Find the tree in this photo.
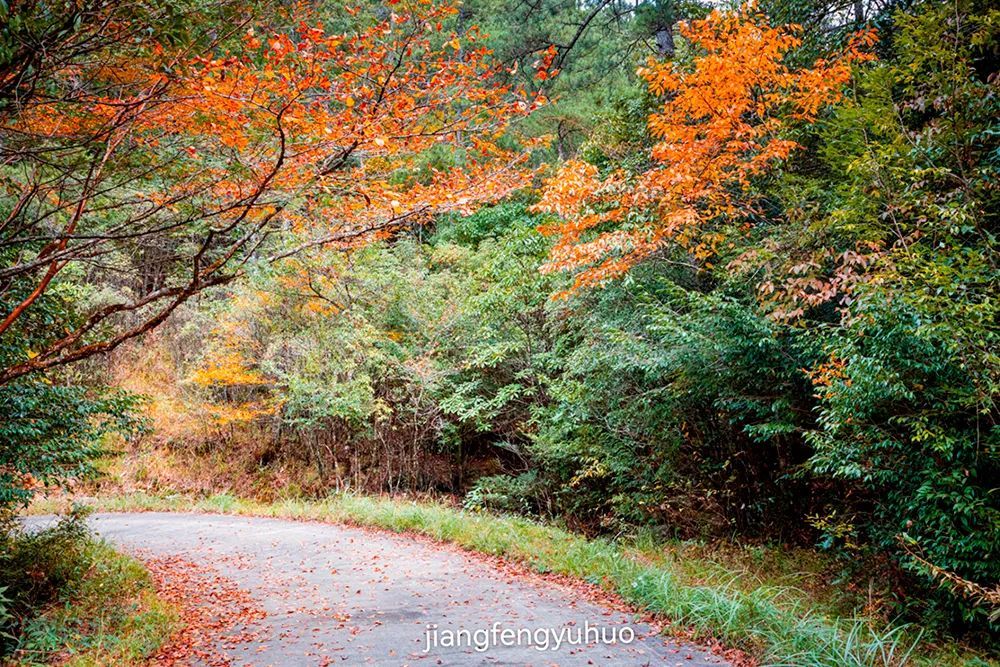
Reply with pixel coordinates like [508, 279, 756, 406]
[531, 0, 999, 632]
[533, 5, 873, 293]
[0, 0, 545, 384]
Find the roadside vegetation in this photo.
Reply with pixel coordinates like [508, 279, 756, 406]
[0, 510, 175, 665]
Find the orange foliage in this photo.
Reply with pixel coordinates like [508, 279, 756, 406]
[747, 240, 884, 321]
[12, 0, 547, 260]
[533, 4, 875, 295]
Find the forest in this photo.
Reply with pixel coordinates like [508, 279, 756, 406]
[1, 0, 998, 664]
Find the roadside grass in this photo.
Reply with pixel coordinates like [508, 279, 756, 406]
[30, 491, 996, 667]
[2, 516, 175, 666]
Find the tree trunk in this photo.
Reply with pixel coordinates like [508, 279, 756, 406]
[655, 24, 674, 57]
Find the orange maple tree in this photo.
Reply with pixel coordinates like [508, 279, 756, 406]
[532, 4, 874, 294]
[1, 0, 548, 382]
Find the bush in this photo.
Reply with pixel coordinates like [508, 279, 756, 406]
[0, 382, 143, 513]
[0, 508, 94, 653]
[0, 587, 11, 646]
[0, 507, 173, 662]
[464, 472, 542, 514]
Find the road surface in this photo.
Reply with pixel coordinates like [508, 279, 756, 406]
[29, 512, 730, 666]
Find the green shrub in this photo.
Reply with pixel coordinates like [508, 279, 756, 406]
[0, 508, 173, 663]
[0, 508, 94, 652]
[464, 472, 542, 514]
[0, 382, 143, 513]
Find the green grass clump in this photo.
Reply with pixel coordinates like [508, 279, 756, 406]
[30, 492, 996, 667]
[1, 509, 175, 666]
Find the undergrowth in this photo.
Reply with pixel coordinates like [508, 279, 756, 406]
[1, 509, 175, 666]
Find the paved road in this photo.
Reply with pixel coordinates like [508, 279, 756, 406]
[29, 512, 729, 666]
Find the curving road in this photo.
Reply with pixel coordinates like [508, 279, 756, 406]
[29, 512, 730, 666]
